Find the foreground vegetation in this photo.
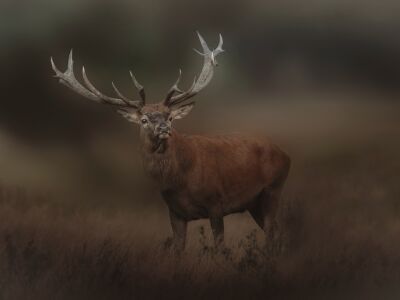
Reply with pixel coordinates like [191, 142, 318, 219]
[0, 142, 399, 299]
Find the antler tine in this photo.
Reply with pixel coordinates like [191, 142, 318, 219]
[129, 71, 146, 104]
[195, 31, 211, 55]
[81, 66, 130, 106]
[51, 50, 99, 101]
[215, 34, 224, 56]
[208, 34, 224, 67]
[164, 69, 184, 105]
[166, 32, 224, 107]
[50, 50, 143, 109]
[66, 49, 74, 75]
[111, 82, 141, 109]
[169, 76, 197, 106]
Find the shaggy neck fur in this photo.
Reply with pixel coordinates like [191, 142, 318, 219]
[140, 129, 179, 186]
[140, 128, 195, 190]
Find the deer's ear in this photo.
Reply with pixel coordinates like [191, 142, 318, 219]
[117, 109, 141, 124]
[170, 103, 195, 120]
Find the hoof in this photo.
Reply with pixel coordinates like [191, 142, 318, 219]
[163, 237, 184, 255]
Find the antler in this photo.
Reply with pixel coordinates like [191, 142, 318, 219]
[50, 50, 145, 109]
[164, 32, 224, 107]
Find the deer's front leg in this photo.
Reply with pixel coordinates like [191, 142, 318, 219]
[168, 210, 187, 253]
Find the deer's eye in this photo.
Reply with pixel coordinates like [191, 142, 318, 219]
[141, 119, 148, 124]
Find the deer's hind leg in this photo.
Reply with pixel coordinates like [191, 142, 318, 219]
[248, 187, 282, 243]
[210, 216, 225, 248]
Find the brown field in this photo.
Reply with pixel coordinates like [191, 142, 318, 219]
[0, 98, 399, 299]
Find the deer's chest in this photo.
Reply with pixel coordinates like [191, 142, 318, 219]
[145, 157, 172, 181]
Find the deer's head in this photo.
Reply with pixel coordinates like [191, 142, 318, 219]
[51, 32, 224, 140]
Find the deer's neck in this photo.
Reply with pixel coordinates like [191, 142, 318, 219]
[141, 131, 170, 154]
[140, 130, 192, 187]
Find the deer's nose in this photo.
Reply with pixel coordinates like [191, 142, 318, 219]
[157, 123, 169, 132]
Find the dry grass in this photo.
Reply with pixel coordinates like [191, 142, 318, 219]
[0, 141, 399, 300]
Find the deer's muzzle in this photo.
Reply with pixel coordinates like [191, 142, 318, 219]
[156, 123, 171, 139]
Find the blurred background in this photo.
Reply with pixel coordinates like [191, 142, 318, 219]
[1, 0, 399, 212]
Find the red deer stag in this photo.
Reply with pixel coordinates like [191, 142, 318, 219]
[50, 32, 290, 251]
